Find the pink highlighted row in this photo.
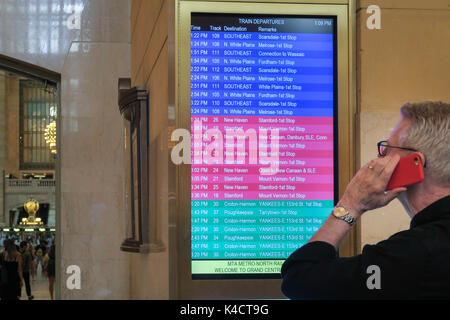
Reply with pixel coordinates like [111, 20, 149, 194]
[191, 116, 333, 125]
[191, 182, 333, 192]
[191, 174, 333, 184]
[191, 191, 334, 200]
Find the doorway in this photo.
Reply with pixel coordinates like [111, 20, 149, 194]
[0, 55, 60, 300]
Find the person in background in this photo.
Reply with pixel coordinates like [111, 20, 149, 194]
[19, 241, 34, 300]
[0, 240, 5, 298]
[35, 240, 47, 276]
[0, 239, 24, 300]
[29, 242, 36, 281]
[44, 244, 56, 300]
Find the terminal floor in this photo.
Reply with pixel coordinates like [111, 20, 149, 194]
[20, 266, 51, 300]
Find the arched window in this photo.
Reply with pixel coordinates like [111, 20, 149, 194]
[19, 79, 57, 170]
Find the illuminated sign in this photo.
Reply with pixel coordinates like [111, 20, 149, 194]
[190, 13, 337, 279]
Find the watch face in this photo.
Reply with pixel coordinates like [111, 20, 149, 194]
[333, 207, 347, 218]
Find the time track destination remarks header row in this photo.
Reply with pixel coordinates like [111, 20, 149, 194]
[191, 14, 334, 34]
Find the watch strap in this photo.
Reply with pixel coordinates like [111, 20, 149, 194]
[340, 212, 356, 226]
[332, 207, 356, 226]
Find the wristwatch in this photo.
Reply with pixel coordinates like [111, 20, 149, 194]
[331, 206, 357, 226]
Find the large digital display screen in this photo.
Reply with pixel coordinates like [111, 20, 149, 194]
[190, 13, 337, 279]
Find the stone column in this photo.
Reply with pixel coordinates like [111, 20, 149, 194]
[0, 71, 5, 225]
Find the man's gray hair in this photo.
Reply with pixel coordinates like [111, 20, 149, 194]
[400, 101, 450, 187]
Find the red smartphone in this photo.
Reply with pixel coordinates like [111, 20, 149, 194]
[386, 153, 424, 190]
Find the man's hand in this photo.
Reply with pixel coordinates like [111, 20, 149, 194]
[339, 154, 407, 218]
[307, 154, 407, 249]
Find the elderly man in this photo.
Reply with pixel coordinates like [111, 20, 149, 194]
[281, 101, 450, 299]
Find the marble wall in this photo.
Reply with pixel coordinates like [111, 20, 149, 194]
[357, 0, 450, 248]
[60, 41, 130, 299]
[0, 0, 131, 299]
[130, 0, 171, 300]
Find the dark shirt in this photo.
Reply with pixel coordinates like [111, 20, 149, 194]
[0, 252, 21, 300]
[20, 249, 31, 273]
[281, 195, 450, 299]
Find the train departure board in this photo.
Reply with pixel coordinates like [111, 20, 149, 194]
[190, 13, 337, 279]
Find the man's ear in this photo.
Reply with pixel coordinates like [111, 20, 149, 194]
[415, 152, 426, 168]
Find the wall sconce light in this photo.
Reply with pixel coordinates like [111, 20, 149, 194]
[44, 121, 57, 154]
